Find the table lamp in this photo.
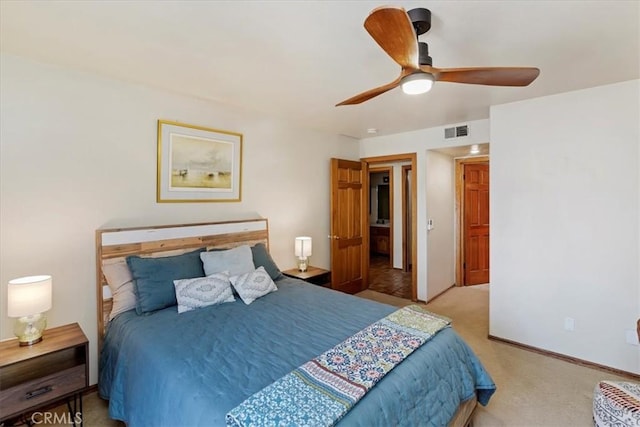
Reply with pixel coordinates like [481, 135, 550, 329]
[294, 237, 312, 272]
[7, 275, 52, 346]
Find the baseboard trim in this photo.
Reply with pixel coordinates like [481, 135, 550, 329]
[85, 384, 99, 395]
[488, 334, 640, 381]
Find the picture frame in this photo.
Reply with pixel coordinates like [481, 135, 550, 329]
[157, 120, 242, 202]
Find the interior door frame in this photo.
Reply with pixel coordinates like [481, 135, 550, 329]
[361, 153, 417, 301]
[401, 165, 412, 272]
[455, 155, 490, 286]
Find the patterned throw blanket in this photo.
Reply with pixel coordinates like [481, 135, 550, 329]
[226, 305, 451, 427]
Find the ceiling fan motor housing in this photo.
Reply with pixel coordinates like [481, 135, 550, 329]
[418, 42, 433, 66]
[407, 8, 431, 35]
[408, 8, 433, 66]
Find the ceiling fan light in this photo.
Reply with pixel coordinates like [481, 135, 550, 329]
[401, 73, 434, 95]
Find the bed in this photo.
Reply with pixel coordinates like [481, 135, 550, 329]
[96, 219, 495, 426]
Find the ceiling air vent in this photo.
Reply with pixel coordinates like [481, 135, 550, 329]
[444, 125, 469, 139]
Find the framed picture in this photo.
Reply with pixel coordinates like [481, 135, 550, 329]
[157, 120, 242, 202]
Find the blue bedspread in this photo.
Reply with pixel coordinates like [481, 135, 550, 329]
[99, 278, 495, 426]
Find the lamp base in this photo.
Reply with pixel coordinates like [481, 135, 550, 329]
[297, 257, 309, 272]
[14, 313, 46, 347]
[19, 336, 43, 346]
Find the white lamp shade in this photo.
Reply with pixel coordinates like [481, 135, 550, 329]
[7, 275, 52, 317]
[294, 237, 312, 257]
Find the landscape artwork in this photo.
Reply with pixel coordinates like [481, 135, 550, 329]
[169, 134, 233, 191]
[157, 120, 242, 202]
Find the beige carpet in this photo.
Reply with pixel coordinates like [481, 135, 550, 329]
[54, 285, 628, 426]
[359, 285, 630, 426]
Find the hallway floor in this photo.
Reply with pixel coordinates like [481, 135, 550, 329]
[367, 254, 412, 299]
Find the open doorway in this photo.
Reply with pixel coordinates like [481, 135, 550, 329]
[426, 144, 489, 300]
[362, 154, 416, 301]
[369, 168, 392, 267]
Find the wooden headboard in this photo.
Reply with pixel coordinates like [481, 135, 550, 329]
[95, 218, 269, 350]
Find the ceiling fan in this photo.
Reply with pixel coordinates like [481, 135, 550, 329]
[336, 6, 540, 106]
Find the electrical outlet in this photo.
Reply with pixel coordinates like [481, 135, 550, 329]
[625, 330, 639, 346]
[564, 317, 575, 331]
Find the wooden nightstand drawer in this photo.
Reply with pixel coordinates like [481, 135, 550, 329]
[0, 364, 86, 419]
[0, 323, 89, 424]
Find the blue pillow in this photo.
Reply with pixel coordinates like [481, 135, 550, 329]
[200, 245, 255, 277]
[251, 243, 283, 280]
[126, 249, 205, 314]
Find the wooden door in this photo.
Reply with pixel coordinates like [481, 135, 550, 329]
[330, 158, 368, 294]
[464, 162, 490, 285]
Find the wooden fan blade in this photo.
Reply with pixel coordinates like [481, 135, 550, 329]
[336, 74, 405, 106]
[364, 6, 418, 69]
[421, 65, 540, 86]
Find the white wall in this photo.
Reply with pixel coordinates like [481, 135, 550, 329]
[391, 164, 407, 269]
[425, 151, 455, 299]
[0, 54, 359, 384]
[490, 79, 640, 374]
[360, 120, 490, 300]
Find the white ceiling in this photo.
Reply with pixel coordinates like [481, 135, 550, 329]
[1, 1, 638, 139]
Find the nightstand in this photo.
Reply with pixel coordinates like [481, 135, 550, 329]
[282, 266, 331, 287]
[0, 323, 89, 426]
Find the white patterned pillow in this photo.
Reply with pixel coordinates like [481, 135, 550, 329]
[173, 272, 235, 314]
[229, 266, 278, 305]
